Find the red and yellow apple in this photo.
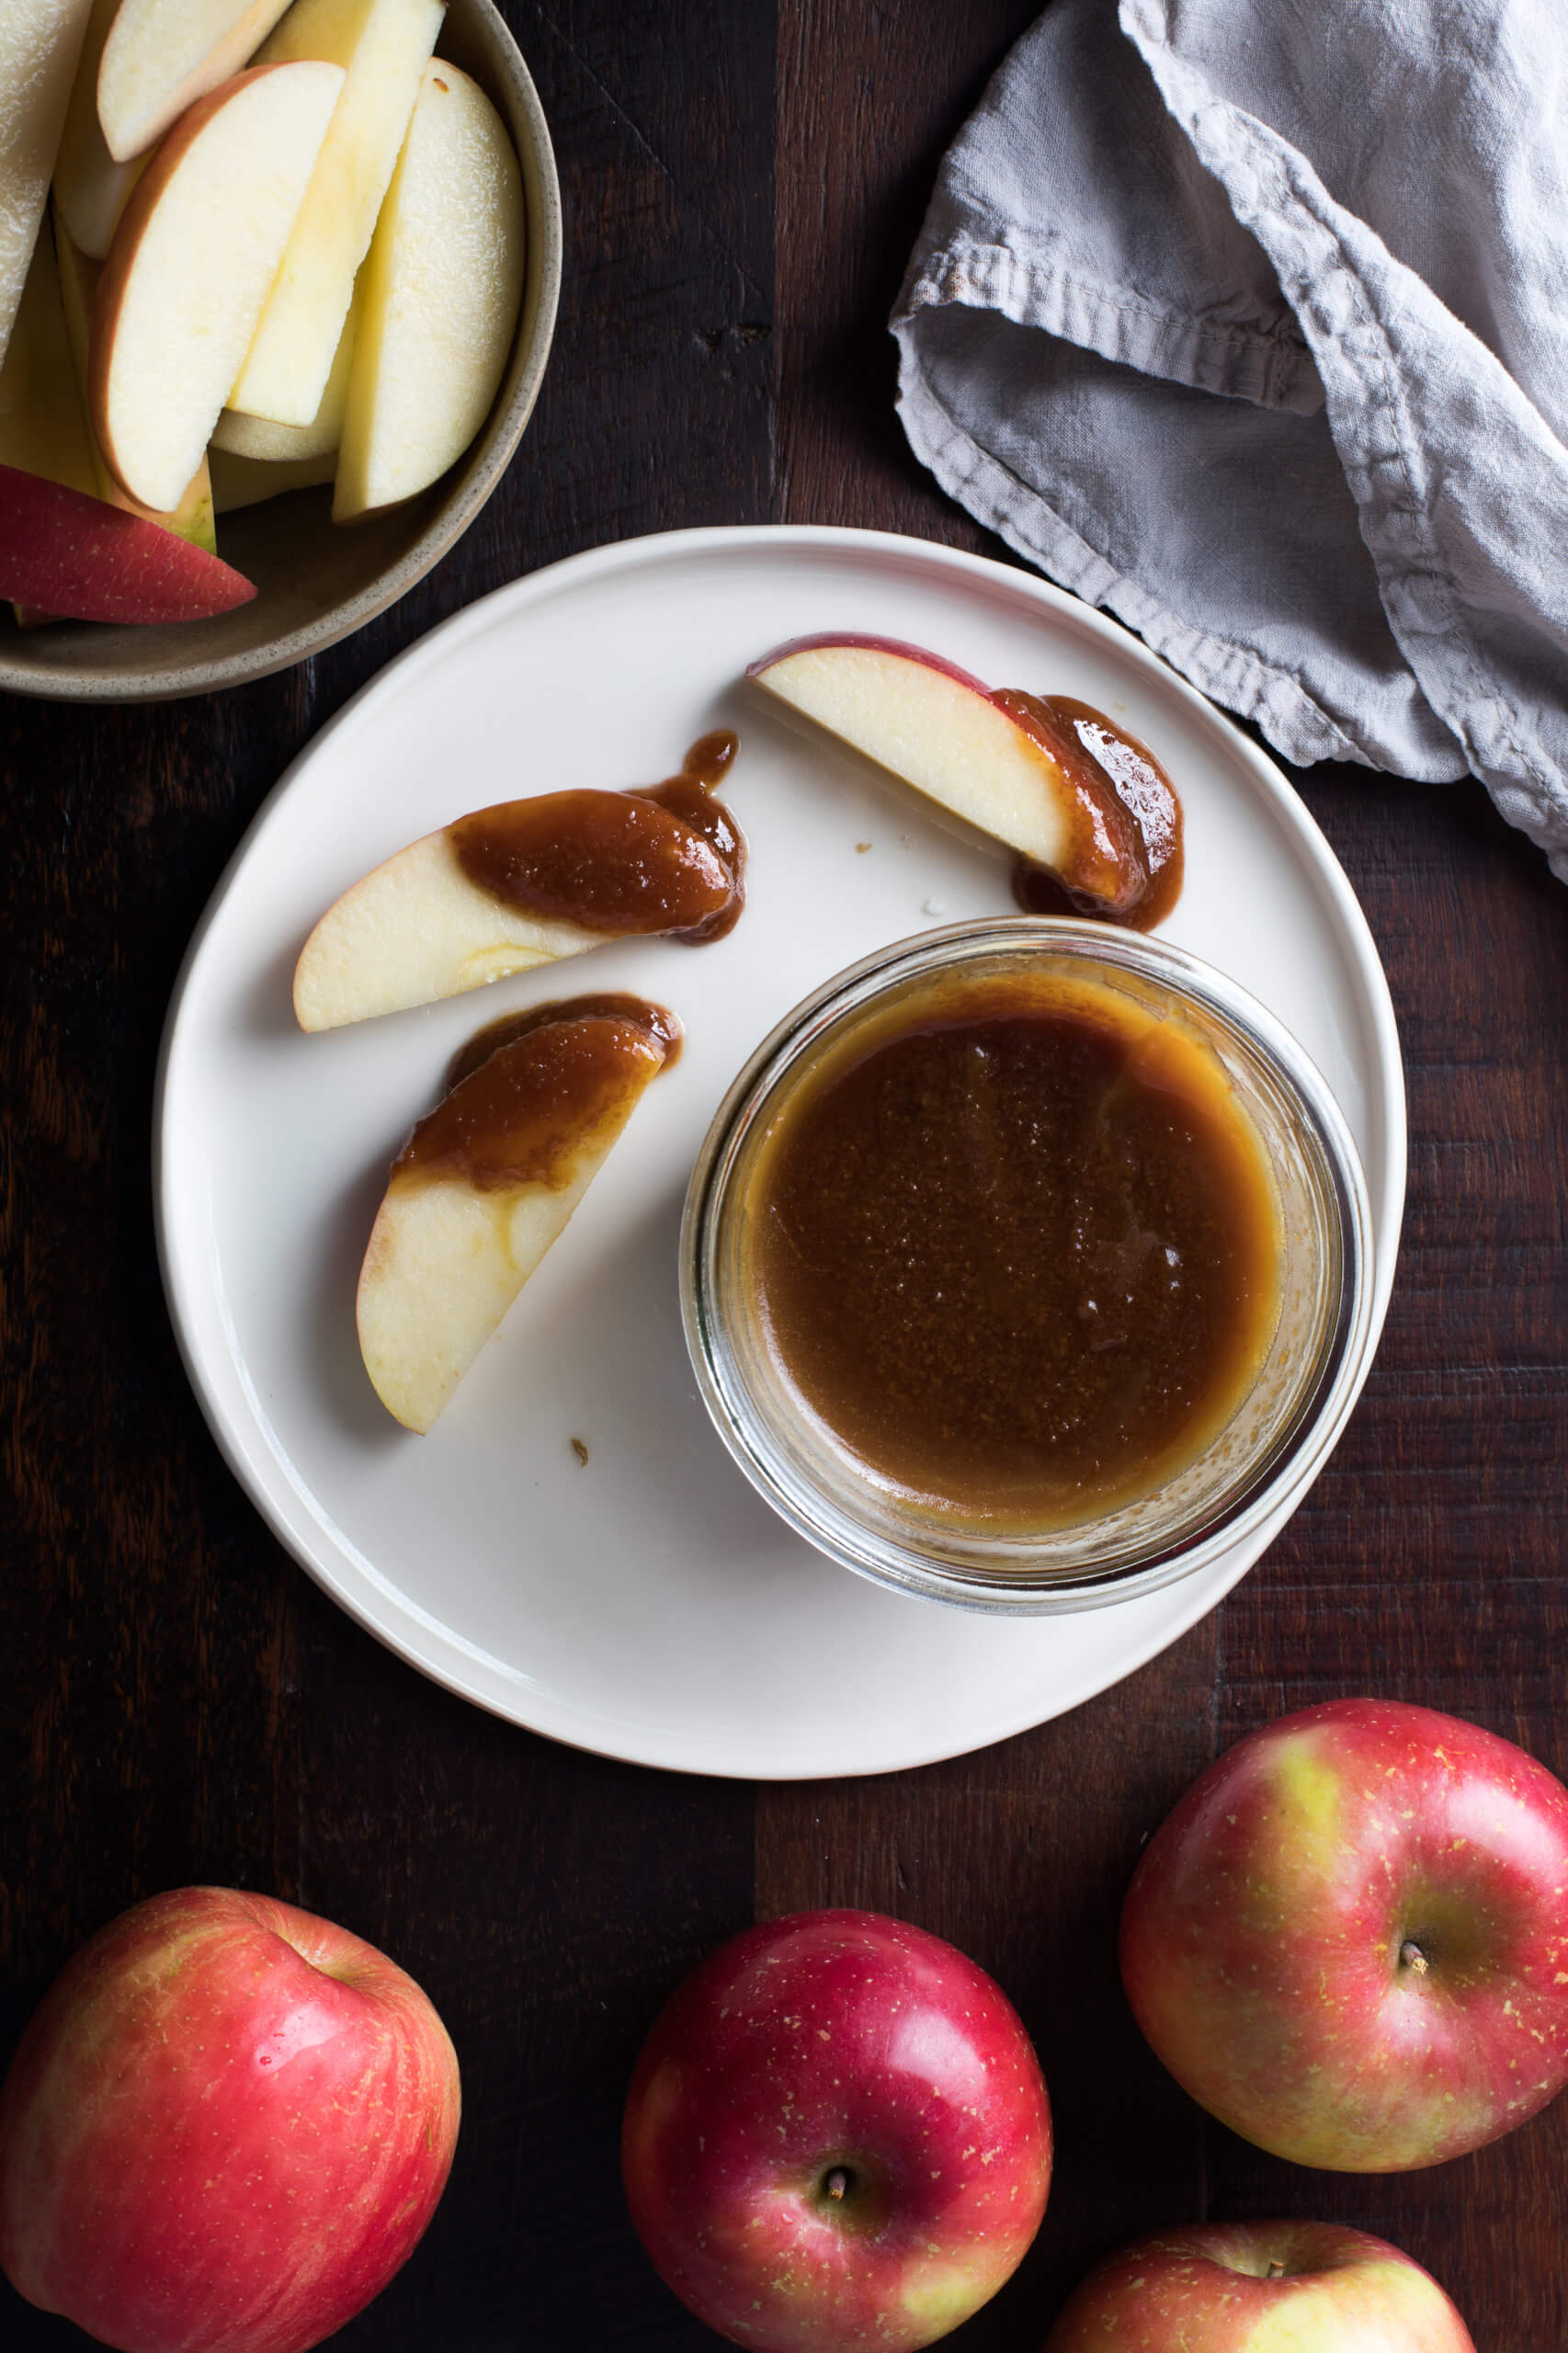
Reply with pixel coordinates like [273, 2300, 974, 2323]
[1120, 1698, 1568, 2170]
[622, 1907, 1051, 2353]
[0, 1885, 460, 2353]
[1043, 2221, 1475, 2351]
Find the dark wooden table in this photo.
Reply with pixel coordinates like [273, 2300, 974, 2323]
[4, 5, 1565, 2347]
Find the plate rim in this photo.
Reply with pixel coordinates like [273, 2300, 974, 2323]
[154, 522, 1407, 1779]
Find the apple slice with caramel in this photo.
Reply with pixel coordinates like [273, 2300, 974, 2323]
[747, 633, 1178, 922]
[358, 997, 680, 1433]
[294, 733, 745, 1032]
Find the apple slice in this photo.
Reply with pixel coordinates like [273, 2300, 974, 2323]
[56, 217, 216, 550]
[358, 1002, 678, 1431]
[53, 0, 148, 260]
[228, 0, 446, 428]
[91, 60, 345, 515]
[294, 789, 738, 1032]
[96, 0, 296, 163]
[294, 828, 615, 1033]
[0, 463, 255, 621]
[748, 633, 1152, 911]
[0, 0, 97, 366]
[334, 58, 523, 519]
[212, 274, 359, 460]
[209, 444, 335, 510]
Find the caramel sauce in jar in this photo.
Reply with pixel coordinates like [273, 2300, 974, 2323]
[449, 731, 744, 943]
[394, 996, 681, 1197]
[741, 966, 1279, 1529]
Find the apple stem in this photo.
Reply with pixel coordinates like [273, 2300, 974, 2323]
[824, 2168, 849, 2201]
[1267, 2260, 1286, 2279]
[1400, 1939, 1430, 1975]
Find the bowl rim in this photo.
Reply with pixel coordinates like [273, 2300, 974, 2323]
[0, 0, 562, 704]
[681, 915, 1377, 1616]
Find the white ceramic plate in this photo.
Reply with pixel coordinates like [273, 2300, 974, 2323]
[157, 527, 1405, 1779]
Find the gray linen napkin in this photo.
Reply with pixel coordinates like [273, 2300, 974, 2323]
[892, 0, 1568, 881]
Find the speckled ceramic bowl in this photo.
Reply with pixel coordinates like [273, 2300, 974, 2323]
[0, 0, 561, 703]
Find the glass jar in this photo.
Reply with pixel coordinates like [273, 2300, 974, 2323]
[681, 918, 1373, 1614]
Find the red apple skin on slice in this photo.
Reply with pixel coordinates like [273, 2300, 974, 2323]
[90, 60, 345, 515]
[0, 462, 254, 620]
[358, 1006, 678, 1433]
[748, 632, 1145, 910]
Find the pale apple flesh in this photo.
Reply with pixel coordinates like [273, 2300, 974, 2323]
[209, 443, 336, 510]
[0, 463, 255, 621]
[1044, 2222, 1475, 2352]
[91, 60, 345, 516]
[622, 1909, 1052, 2353]
[358, 1007, 673, 1431]
[231, 0, 446, 429]
[51, 0, 147, 261]
[55, 216, 216, 549]
[0, 1886, 460, 2353]
[96, 0, 296, 163]
[0, 0, 97, 365]
[1120, 1698, 1568, 2170]
[213, 275, 361, 460]
[334, 59, 524, 519]
[293, 826, 619, 1032]
[747, 632, 1150, 911]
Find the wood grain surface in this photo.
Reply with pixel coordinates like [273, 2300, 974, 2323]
[3, 3, 1564, 2348]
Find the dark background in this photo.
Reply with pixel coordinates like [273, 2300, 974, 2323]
[4, 3, 1565, 2347]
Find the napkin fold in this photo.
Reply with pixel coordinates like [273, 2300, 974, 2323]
[892, 0, 1568, 881]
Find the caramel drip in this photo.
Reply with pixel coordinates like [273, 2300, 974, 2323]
[1001, 695, 1183, 929]
[449, 732, 744, 942]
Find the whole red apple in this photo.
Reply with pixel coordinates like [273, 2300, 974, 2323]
[621, 1907, 1051, 2353]
[0, 1886, 460, 2353]
[1121, 1698, 1568, 2169]
[1043, 2220, 1475, 2350]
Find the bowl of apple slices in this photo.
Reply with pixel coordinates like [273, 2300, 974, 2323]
[0, 0, 562, 700]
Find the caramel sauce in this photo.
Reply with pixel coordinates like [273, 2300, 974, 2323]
[393, 996, 680, 1196]
[449, 731, 744, 943]
[1003, 696, 1183, 928]
[744, 970, 1278, 1528]
[445, 994, 683, 1092]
